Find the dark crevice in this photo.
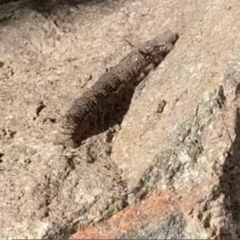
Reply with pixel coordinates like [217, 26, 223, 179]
[213, 93, 240, 239]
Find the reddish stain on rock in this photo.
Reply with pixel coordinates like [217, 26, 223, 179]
[70, 185, 212, 239]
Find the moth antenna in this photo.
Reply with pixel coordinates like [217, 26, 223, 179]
[124, 39, 135, 48]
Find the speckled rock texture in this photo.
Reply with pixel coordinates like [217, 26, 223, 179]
[1, 0, 240, 239]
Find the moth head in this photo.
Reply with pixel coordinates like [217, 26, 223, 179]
[139, 42, 173, 65]
[139, 30, 178, 56]
[162, 30, 179, 44]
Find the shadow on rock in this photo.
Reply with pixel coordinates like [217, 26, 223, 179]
[0, 0, 121, 23]
[30, 0, 109, 12]
[214, 93, 240, 238]
[71, 83, 137, 146]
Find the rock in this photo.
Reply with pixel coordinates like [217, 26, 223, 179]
[1, 0, 240, 239]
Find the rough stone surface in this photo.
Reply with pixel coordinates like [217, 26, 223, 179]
[1, 0, 240, 239]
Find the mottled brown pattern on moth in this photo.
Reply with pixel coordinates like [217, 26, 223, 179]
[58, 30, 179, 146]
